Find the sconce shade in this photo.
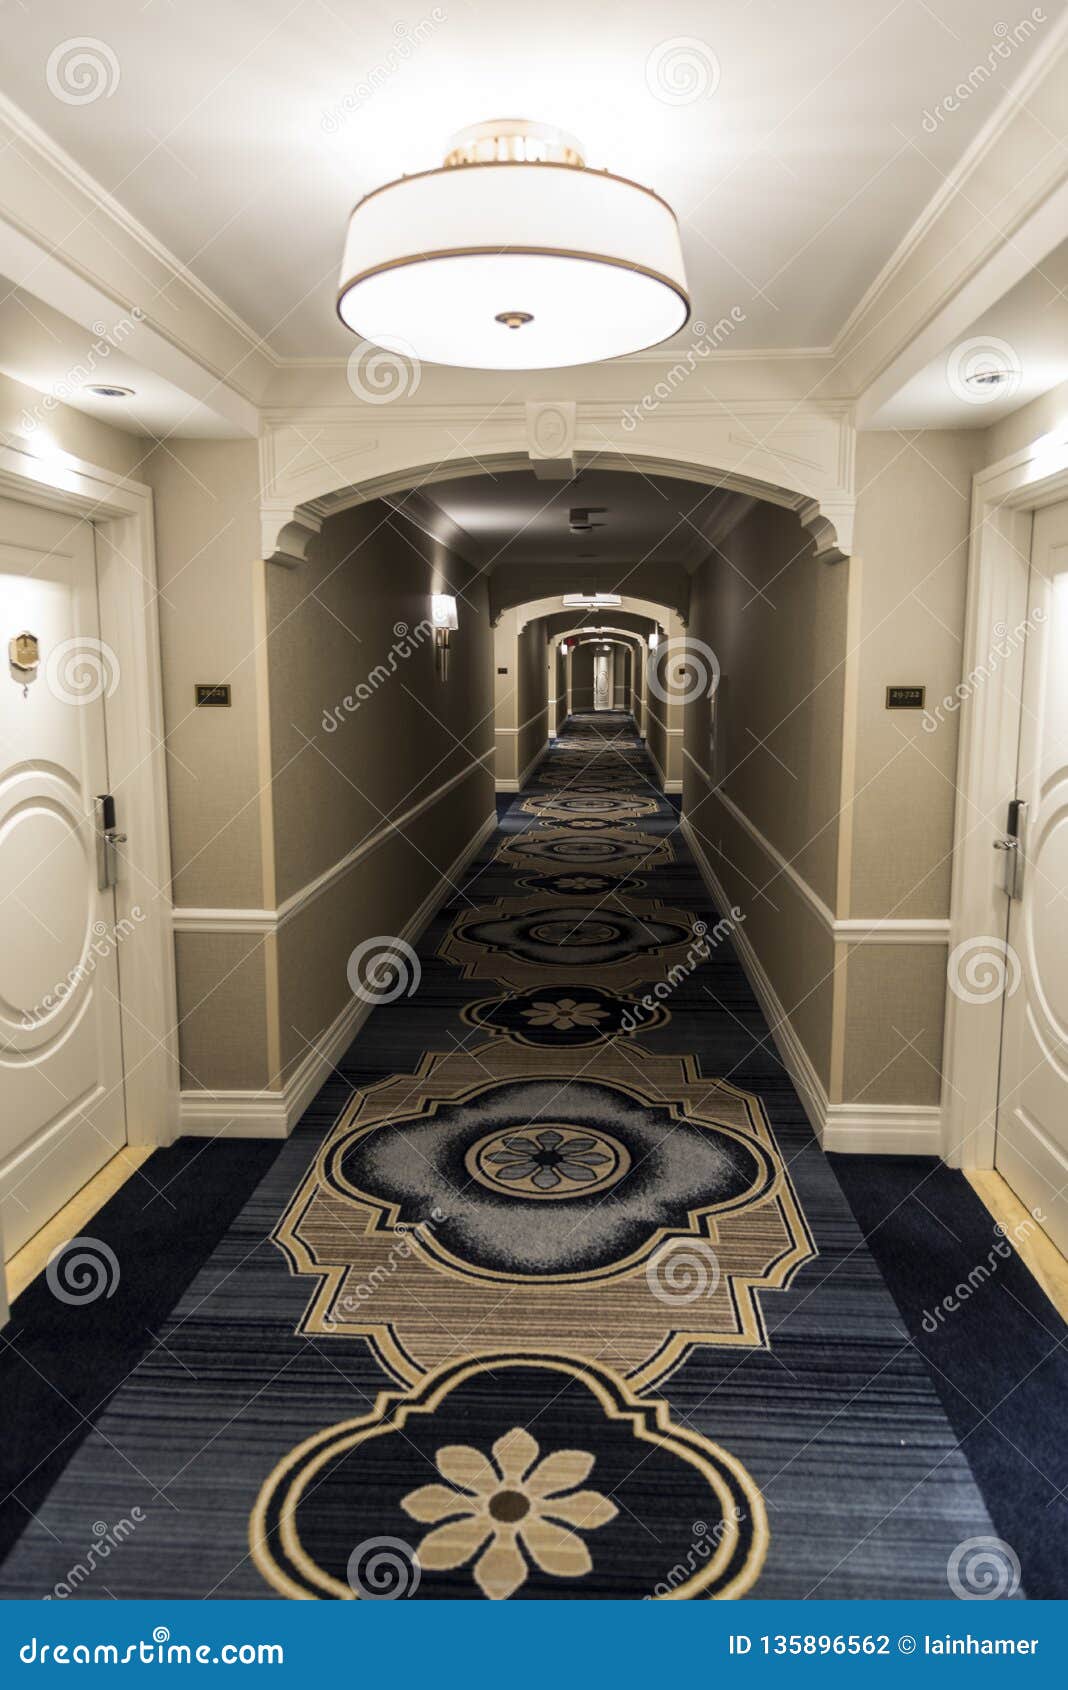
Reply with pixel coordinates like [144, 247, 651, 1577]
[431, 594, 459, 631]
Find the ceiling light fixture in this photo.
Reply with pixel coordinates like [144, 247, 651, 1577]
[86, 385, 135, 398]
[338, 118, 689, 370]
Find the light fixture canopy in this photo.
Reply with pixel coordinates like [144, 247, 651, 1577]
[338, 119, 689, 370]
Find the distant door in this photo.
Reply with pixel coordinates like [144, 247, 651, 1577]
[594, 653, 611, 710]
[0, 496, 127, 1258]
[995, 495, 1068, 1255]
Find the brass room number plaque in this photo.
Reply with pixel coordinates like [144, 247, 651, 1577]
[885, 685, 926, 710]
[195, 683, 232, 707]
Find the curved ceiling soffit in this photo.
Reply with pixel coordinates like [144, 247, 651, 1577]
[547, 628, 654, 649]
[514, 595, 677, 633]
[262, 422, 855, 573]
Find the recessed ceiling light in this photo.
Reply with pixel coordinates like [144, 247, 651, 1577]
[86, 384, 135, 399]
[337, 118, 689, 369]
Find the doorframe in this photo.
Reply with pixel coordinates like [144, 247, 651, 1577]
[942, 428, 1068, 1168]
[0, 432, 179, 1160]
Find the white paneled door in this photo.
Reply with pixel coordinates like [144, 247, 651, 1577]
[594, 652, 611, 710]
[996, 496, 1068, 1255]
[0, 496, 127, 1259]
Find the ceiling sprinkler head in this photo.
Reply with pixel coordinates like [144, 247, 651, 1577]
[965, 367, 1011, 388]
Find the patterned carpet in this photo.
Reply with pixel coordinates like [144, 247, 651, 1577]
[0, 712, 1005, 1600]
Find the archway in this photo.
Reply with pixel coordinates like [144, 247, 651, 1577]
[262, 428, 855, 580]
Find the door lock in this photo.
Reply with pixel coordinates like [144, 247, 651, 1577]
[95, 793, 128, 891]
[994, 798, 1026, 900]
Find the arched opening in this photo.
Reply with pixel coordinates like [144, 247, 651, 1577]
[182, 441, 855, 1150]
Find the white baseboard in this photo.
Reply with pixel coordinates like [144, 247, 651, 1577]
[821, 1105, 943, 1155]
[179, 810, 499, 1139]
[680, 816, 943, 1156]
[647, 742, 682, 793]
[496, 739, 551, 792]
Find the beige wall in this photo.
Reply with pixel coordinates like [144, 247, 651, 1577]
[0, 371, 146, 481]
[681, 435, 980, 1112]
[133, 456, 495, 1095]
[516, 615, 548, 781]
[683, 503, 846, 1095]
[848, 432, 983, 918]
[981, 373, 1068, 466]
[570, 643, 595, 711]
[141, 439, 267, 910]
[644, 615, 686, 789]
[835, 432, 982, 1106]
[266, 503, 495, 1085]
[493, 609, 548, 786]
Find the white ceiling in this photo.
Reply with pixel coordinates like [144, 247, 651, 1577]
[0, 0, 1058, 360]
[429, 468, 733, 566]
[870, 235, 1068, 428]
[0, 284, 244, 439]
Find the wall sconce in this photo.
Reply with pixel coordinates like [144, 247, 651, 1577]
[431, 593, 458, 680]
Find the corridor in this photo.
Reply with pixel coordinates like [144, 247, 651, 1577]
[1, 712, 1052, 1600]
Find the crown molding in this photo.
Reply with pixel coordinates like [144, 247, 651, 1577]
[0, 94, 277, 381]
[838, 14, 1068, 401]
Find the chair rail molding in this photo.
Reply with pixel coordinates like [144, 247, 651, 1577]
[178, 809, 499, 1137]
[258, 400, 856, 568]
[682, 749, 951, 945]
[681, 813, 943, 1155]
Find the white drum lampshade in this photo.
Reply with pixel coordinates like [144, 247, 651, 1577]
[338, 120, 690, 370]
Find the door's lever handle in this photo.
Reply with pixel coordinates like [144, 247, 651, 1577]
[95, 795, 127, 890]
